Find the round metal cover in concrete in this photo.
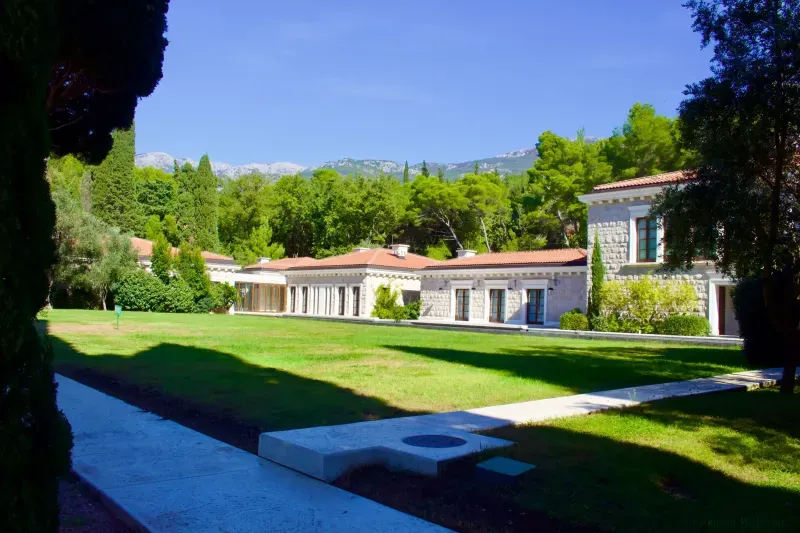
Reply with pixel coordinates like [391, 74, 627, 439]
[402, 435, 467, 448]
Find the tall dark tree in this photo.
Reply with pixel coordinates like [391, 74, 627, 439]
[437, 166, 445, 182]
[587, 230, 606, 324]
[651, 0, 800, 392]
[192, 154, 219, 251]
[0, 1, 169, 531]
[403, 161, 409, 184]
[92, 124, 139, 232]
[421, 160, 430, 177]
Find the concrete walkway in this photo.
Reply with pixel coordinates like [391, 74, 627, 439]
[57, 375, 449, 533]
[260, 368, 791, 482]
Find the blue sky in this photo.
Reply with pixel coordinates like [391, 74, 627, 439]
[135, 0, 713, 166]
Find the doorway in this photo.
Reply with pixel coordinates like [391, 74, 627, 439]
[716, 285, 739, 336]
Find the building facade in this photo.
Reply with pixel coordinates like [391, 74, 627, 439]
[417, 249, 587, 327]
[579, 171, 739, 336]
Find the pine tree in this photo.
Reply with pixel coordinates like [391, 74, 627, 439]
[473, 161, 479, 174]
[151, 233, 173, 284]
[193, 154, 219, 250]
[587, 230, 606, 326]
[403, 161, 409, 184]
[92, 125, 139, 232]
[437, 166, 445, 181]
[421, 160, 430, 177]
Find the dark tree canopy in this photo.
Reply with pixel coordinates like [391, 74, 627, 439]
[652, 0, 800, 391]
[48, 0, 169, 163]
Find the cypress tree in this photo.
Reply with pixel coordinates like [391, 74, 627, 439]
[175, 161, 196, 244]
[151, 233, 173, 284]
[192, 154, 219, 251]
[587, 230, 606, 326]
[421, 160, 430, 177]
[403, 161, 409, 184]
[92, 124, 139, 232]
[473, 161, 479, 174]
[437, 166, 445, 182]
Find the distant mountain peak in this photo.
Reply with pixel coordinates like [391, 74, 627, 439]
[135, 148, 538, 181]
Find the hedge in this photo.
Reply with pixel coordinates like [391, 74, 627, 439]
[560, 311, 589, 331]
[114, 270, 167, 311]
[654, 315, 711, 336]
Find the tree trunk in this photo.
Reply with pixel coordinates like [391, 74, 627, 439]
[780, 360, 796, 394]
[101, 291, 107, 311]
[480, 217, 491, 252]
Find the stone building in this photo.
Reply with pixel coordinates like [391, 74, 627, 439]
[417, 249, 587, 327]
[283, 245, 438, 318]
[578, 170, 739, 336]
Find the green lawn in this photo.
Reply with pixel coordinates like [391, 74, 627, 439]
[490, 386, 800, 532]
[46, 309, 750, 432]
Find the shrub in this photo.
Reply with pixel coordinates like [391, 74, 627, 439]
[212, 282, 238, 311]
[560, 311, 589, 331]
[598, 275, 698, 333]
[113, 270, 166, 311]
[193, 295, 216, 314]
[732, 278, 783, 366]
[163, 279, 194, 313]
[404, 300, 421, 320]
[655, 315, 711, 336]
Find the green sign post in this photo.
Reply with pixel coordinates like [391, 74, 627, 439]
[114, 305, 122, 329]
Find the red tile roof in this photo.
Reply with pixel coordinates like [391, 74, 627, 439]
[130, 237, 234, 263]
[591, 170, 695, 192]
[288, 247, 439, 271]
[243, 257, 318, 271]
[424, 249, 587, 270]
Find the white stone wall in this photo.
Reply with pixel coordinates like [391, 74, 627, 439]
[587, 199, 716, 316]
[419, 272, 586, 325]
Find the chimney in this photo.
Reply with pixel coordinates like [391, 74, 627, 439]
[456, 249, 477, 259]
[390, 244, 409, 258]
[352, 247, 371, 253]
[258, 257, 271, 264]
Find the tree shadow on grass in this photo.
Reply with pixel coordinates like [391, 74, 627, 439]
[340, 388, 800, 533]
[50, 335, 423, 453]
[383, 343, 752, 395]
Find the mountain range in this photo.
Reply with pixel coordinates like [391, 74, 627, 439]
[134, 148, 539, 181]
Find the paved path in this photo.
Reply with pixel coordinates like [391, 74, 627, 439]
[260, 368, 791, 482]
[57, 375, 449, 533]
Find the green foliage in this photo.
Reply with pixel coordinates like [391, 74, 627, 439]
[526, 129, 613, 248]
[403, 161, 409, 184]
[560, 310, 589, 331]
[212, 282, 238, 310]
[587, 230, 605, 325]
[425, 240, 452, 260]
[602, 103, 694, 179]
[370, 284, 408, 320]
[403, 299, 421, 320]
[268, 174, 313, 257]
[732, 278, 783, 367]
[600, 275, 699, 334]
[144, 214, 162, 240]
[654, 315, 711, 337]
[47, 154, 87, 201]
[114, 270, 168, 312]
[163, 279, 194, 313]
[92, 125, 140, 233]
[650, 0, 800, 390]
[150, 233, 173, 284]
[161, 214, 181, 246]
[135, 166, 177, 227]
[437, 166, 445, 181]
[192, 154, 220, 251]
[421, 160, 430, 177]
[174, 243, 213, 305]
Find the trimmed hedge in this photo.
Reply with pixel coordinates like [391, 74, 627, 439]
[114, 270, 167, 311]
[560, 311, 589, 331]
[655, 315, 711, 336]
[163, 279, 195, 313]
[732, 278, 783, 366]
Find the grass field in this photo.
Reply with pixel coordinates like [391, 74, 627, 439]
[46, 309, 749, 432]
[340, 387, 800, 532]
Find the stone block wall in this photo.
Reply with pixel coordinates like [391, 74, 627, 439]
[548, 276, 587, 319]
[587, 199, 715, 316]
[420, 278, 451, 319]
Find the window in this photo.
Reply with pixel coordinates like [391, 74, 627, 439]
[289, 287, 296, 313]
[352, 286, 360, 316]
[636, 217, 658, 262]
[489, 289, 505, 323]
[301, 287, 308, 313]
[526, 289, 545, 325]
[338, 287, 346, 315]
[455, 289, 470, 321]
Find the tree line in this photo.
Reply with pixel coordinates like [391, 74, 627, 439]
[48, 103, 694, 267]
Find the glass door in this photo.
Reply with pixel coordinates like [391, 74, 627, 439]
[455, 289, 470, 321]
[526, 289, 545, 325]
[489, 289, 505, 323]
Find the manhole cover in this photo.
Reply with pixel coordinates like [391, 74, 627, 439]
[402, 435, 468, 448]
